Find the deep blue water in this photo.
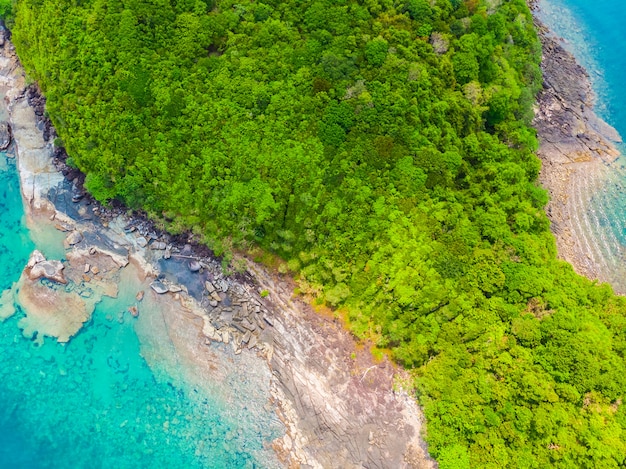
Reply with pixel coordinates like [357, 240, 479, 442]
[0, 154, 280, 468]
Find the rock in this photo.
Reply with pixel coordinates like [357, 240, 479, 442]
[66, 230, 83, 246]
[247, 334, 258, 349]
[151, 241, 167, 250]
[17, 277, 93, 343]
[205, 281, 216, 293]
[164, 248, 171, 259]
[188, 260, 202, 272]
[210, 291, 222, 302]
[0, 122, 11, 150]
[90, 265, 100, 275]
[54, 222, 73, 232]
[150, 280, 168, 294]
[128, 306, 139, 317]
[241, 318, 256, 331]
[168, 285, 182, 293]
[209, 300, 218, 307]
[136, 290, 144, 301]
[84, 263, 90, 274]
[137, 236, 148, 248]
[26, 250, 46, 268]
[25, 250, 67, 284]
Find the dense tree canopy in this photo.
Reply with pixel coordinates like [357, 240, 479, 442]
[8, 0, 626, 466]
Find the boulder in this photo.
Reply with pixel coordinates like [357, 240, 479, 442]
[150, 280, 168, 294]
[25, 250, 67, 284]
[188, 260, 202, 272]
[65, 230, 83, 246]
[0, 122, 11, 151]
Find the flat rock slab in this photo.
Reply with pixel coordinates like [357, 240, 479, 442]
[16, 276, 94, 343]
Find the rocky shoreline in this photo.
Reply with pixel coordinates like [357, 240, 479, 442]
[529, 2, 626, 293]
[0, 27, 433, 468]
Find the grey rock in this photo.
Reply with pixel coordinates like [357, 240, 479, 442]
[0, 122, 11, 150]
[189, 260, 201, 272]
[150, 280, 168, 294]
[247, 334, 258, 349]
[66, 230, 83, 246]
[210, 291, 222, 302]
[137, 236, 148, 248]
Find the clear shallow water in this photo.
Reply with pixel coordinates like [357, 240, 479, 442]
[538, 0, 626, 289]
[0, 154, 279, 468]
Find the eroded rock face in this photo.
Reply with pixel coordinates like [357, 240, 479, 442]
[25, 249, 66, 284]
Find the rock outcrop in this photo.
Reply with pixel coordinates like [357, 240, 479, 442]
[25, 249, 66, 284]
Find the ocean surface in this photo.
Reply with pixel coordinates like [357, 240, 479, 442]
[538, 0, 626, 290]
[0, 153, 280, 467]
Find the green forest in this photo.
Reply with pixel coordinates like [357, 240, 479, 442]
[5, 0, 626, 466]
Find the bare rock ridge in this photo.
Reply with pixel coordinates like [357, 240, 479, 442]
[0, 25, 434, 468]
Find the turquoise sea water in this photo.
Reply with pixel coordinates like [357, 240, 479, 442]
[0, 154, 280, 468]
[538, 0, 626, 288]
